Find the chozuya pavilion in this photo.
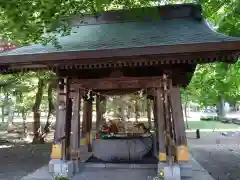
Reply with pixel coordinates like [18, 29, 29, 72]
[0, 3, 240, 179]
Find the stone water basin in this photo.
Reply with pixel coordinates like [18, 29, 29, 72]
[92, 135, 152, 162]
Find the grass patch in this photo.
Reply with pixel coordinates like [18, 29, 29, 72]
[185, 120, 240, 130]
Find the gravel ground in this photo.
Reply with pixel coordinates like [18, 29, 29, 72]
[188, 132, 240, 180]
[0, 142, 51, 180]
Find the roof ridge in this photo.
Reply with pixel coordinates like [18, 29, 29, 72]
[67, 3, 202, 26]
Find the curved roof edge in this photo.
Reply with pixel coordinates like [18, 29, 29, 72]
[0, 3, 239, 72]
[68, 3, 203, 27]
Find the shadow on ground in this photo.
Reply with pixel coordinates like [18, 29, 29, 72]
[0, 142, 51, 180]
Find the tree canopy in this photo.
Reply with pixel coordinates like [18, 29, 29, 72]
[0, 0, 239, 120]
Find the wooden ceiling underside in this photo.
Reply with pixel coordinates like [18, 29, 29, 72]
[69, 74, 189, 95]
[71, 76, 162, 91]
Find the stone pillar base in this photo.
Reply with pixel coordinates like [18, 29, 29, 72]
[157, 163, 181, 180]
[176, 145, 189, 161]
[157, 162, 167, 173]
[80, 145, 88, 153]
[179, 162, 193, 178]
[49, 159, 74, 178]
[164, 164, 181, 180]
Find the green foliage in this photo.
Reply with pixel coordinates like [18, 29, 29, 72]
[183, 61, 240, 107]
[181, 0, 240, 107]
[200, 0, 240, 37]
[0, 0, 155, 44]
[0, 71, 56, 118]
[0, 0, 239, 110]
[0, 72, 36, 115]
[53, 175, 70, 180]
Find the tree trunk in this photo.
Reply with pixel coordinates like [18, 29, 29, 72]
[44, 81, 54, 133]
[232, 102, 237, 112]
[101, 97, 107, 123]
[21, 111, 27, 137]
[217, 96, 225, 118]
[96, 96, 107, 130]
[116, 96, 125, 121]
[7, 106, 14, 132]
[184, 102, 189, 129]
[32, 78, 45, 144]
[6, 94, 14, 132]
[112, 96, 118, 117]
[1, 105, 4, 123]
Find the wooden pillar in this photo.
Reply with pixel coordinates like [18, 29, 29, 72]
[81, 93, 93, 151]
[80, 97, 88, 148]
[81, 99, 87, 137]
[96, 95, 101, 132]
[170, 86, 188, 161]
[86, 97, 93, 152]
[51, 77, 71, 160]
[53, 79, 63, 143]
[65, 97, 72, 160]
[70, 88, 81, 160]
[152, 98, 158, 158]
[156, 87, 167, 162]
[147, 98, 152, 129]
[153, 99, 158, 130]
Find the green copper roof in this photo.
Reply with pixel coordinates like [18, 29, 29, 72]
[0, 4, 240, 57]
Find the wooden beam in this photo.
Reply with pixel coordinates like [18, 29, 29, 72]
[71, 76, 162, 90]
[92, 89, 141, 95]
[70, 88, 141, 96]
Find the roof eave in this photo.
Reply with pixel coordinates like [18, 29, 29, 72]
[0, 41, 239, 65]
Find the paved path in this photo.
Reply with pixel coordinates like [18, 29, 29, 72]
[21, 165, 157, 180]
[74, 167, 156, 180]
[1, 132, 240, 180]
[22, 153, 214, 180]
[188, 132, 240, 180]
